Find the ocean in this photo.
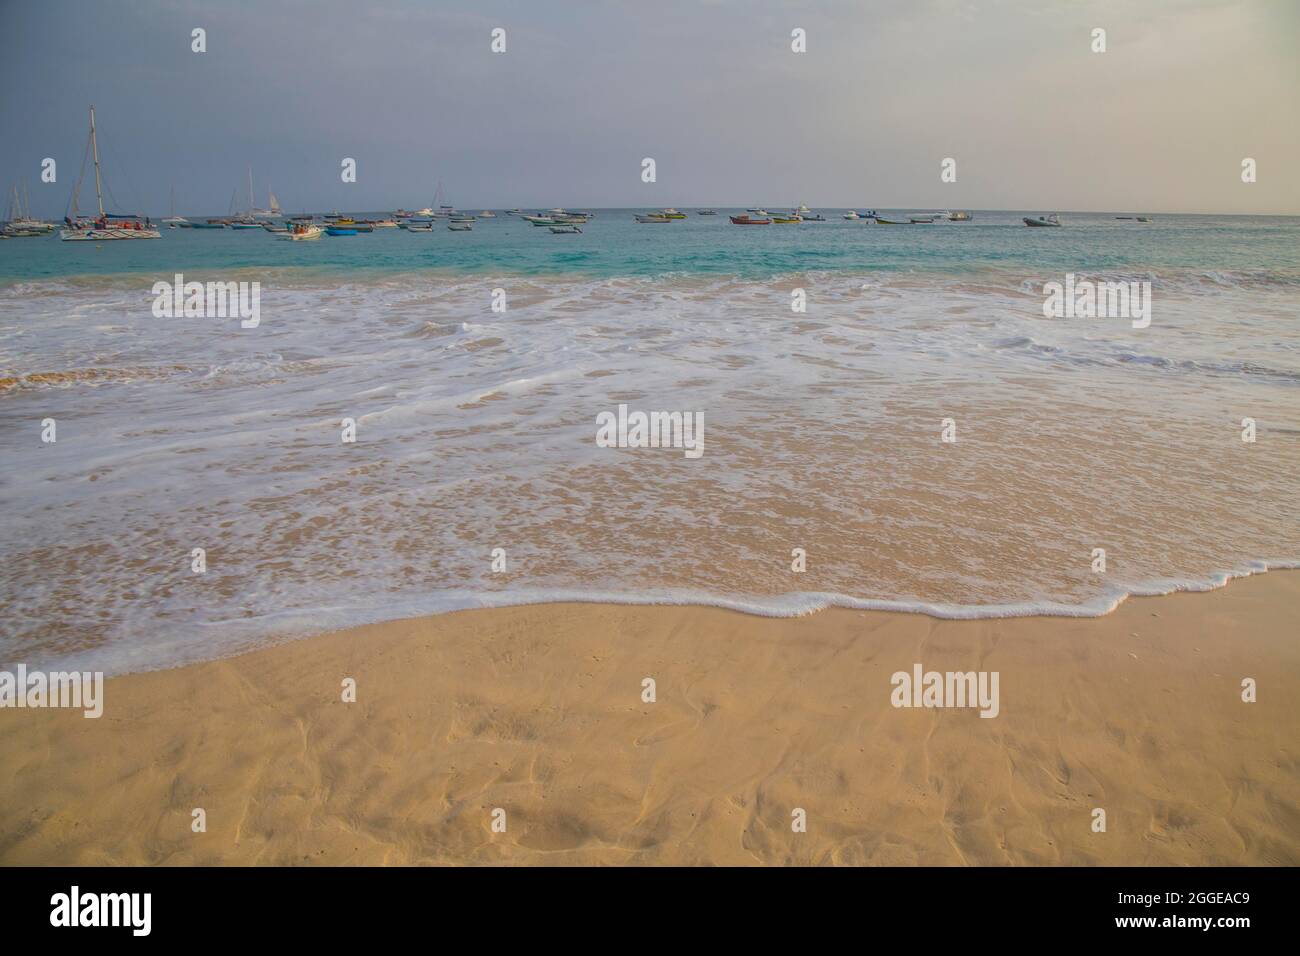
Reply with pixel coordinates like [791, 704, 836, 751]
[2, 210, 1298, 674]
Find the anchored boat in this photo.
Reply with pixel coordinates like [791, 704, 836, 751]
[60, 107, 160, 240]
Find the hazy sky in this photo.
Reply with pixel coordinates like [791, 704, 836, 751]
[2, 0, 1297, 215]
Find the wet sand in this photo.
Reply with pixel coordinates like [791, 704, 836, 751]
[1, 571, 1297, 865]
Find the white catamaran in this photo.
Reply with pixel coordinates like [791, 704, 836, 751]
[61, 106, 160, 240]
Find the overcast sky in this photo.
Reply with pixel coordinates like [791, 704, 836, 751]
[2, 0, 1297, 216]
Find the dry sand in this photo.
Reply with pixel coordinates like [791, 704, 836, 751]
[2, 571, 1297, 865]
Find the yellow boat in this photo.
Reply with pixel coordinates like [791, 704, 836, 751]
[771, 215, 802, 224]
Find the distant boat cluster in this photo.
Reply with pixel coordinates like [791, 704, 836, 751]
[1, 107, 1173, 243]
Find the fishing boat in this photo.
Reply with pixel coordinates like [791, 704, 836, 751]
[1136, 216, 1152, 223]
[448, 222, 472, 231]
[635, 214, 670, 223]
[696, 209, 717, 216]
[282, 223, 322, 240]
[873, 216, 909, 225]
[730, 214, 771, 225]
[1023, 214, 1061, 227]
[60, 107, 160, 240]
[948, 210, 973, 221]
[801, 212, 826, 221]
[771, 215, 802, 224]
[405, 222, 433, 232]
[549, 224, 582, 234]
[909, 215, 937, 224]
[656, 208, 687, 219]
[366, 219, 399, 228]
[325, 226, 357, 236]
[449, 215, 476, 224]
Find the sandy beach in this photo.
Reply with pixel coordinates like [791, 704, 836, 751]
[2, 571, 1296, 866]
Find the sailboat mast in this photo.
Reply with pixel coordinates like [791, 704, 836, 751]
[89, 105, 105, 218]
[247, 166, 254, 213]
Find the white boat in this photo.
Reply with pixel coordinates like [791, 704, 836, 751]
[3, 183, 55, 235]
[947, 210, 972, 222]
[478, 210, 496, 218]
[60, 107, 160, 240]
[251, 183, 282, 219]
[549, 224, 582, 234]
[842, 211, 861, 220]
[282, 223, 322, 240]
[416, 207, 434, 216]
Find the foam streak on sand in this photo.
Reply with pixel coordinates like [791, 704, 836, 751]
[1, 572, 1297, 865]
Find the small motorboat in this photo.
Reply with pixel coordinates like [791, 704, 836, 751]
[262, 223, 289, 233]
[656, 208, 687, 219]
[283, 224, 323, 240]
[948, 211, 973, 221]
[405, 222, 433, 231]
[635, 214, 670, 223]
[842, 211, 861, 220]
[1136, 216, 1152, 223]
[549, 225, 582, 234]
[191, 221, 225, 229]
[325, 226, 357, 236]
[448, 222, 472, 231]
[230, 221, 261, 230]
[771, 215, 802, 223]
[909, 215, 937, 224]
[1024, 214, 1061, 227]
[696, 209, 717, 216]
[730, 214, 771, 225]
[478, 210, 497, 218]
[873, 217, 909, 225]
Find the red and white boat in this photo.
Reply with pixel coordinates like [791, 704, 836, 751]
[729, 214, 771, 225]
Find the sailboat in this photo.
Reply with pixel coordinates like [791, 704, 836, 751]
[162, 185, 189, 227]
[61, 106, 160, 240]
[251, 181, 282, 219]
[3, 182, 55, 236]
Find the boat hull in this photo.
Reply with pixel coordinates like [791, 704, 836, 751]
[60, 228, 160, 240]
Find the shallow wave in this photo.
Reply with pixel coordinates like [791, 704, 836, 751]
[39, 560, 1300, 677]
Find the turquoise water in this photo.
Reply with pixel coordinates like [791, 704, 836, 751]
[3, 211, 1299, 283]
